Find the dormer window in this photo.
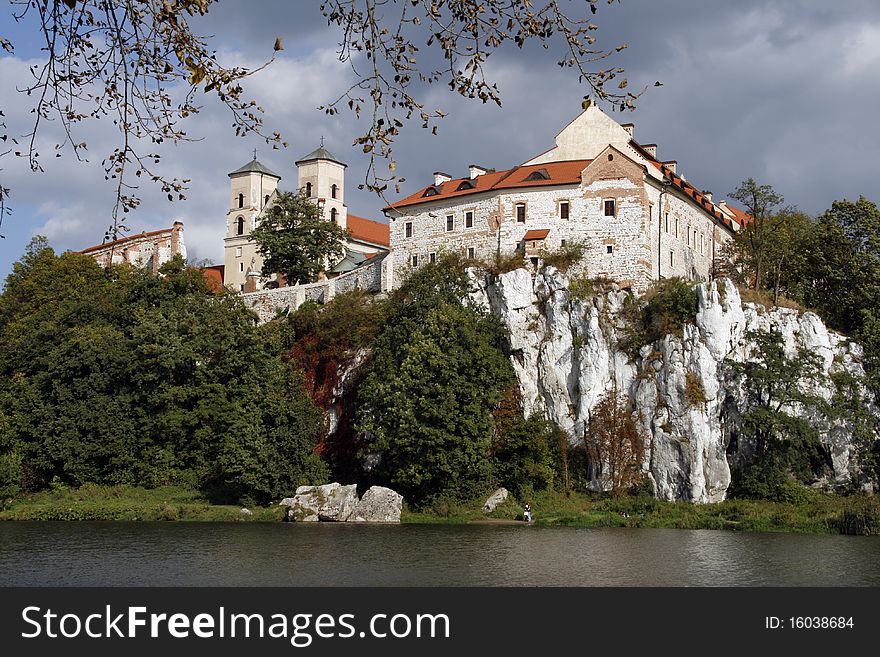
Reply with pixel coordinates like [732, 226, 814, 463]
[331, 183, 338, 199]
[423, 186, 441, 197]
[236, 216, 245, 236]
[524, 168, 550, 181]
[238, 193, 244, 209]
[456, 180, 476, 191]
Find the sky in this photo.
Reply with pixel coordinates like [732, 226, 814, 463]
[2, 0, 880, 281]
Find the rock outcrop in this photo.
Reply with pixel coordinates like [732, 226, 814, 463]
[350, 486, 403, 523]
[471, 268, 876, 503]
[281, 483, 402, 522]
[482, 487, 510, 513]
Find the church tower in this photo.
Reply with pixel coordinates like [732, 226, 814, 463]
[224, 154, 281, 292]
[295, 140, 348, 231]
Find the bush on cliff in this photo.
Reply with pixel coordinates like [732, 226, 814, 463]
[618, 277, 698, 357]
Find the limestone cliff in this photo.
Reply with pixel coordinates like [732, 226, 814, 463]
[470, 267, 875, 503]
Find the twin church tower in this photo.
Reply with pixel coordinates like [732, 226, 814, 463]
[223, 143, 389, 292]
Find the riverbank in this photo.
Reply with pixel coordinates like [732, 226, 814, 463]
[403, 489, 880, 535]
[0, 484, 284, 521]
[2, 484, 878, 535]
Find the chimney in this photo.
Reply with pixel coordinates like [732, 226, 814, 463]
[468, 164, 488, 179]
[663, 160, 677, 174]
[433, 171, 452, 186]
[642, 143, 657, 158]
[702, 190, 713, 203]
[621, 123, 635, 137]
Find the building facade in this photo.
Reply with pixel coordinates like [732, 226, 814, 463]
[80, 222, 186, 271]
[223, 146, 390, 292]
[384, 105, 744, 292]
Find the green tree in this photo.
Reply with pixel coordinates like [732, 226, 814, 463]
[356, 256, 514, 505]
[726, 330, 831, 499]
[726, 178, 785, 290]
[250, 191, 349, 285]
[0, 239, 327, 503]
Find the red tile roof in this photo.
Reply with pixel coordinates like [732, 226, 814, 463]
[628, 140, 736, 232]
[724, 203, 752, 226]
[385, 160, 592, 211]
[524, 229, 550, 240]
[79, 228, 170, 254]
[201, 265, 225, 292]
[347, 214, 390, 247]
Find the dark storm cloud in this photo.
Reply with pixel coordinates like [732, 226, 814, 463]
[2, 1, 879, 276]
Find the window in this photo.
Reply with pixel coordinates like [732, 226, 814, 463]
[331, 184, 338, 199]
[239, 284, 245, 292]
[669, 251, 675, 267]
[560, 201, 570, 220]
[405, 222, 413, 238]
[238, 193, 244, 209]
[429, 252, 436, 264]
[467, 247, 476, 259]
[446, 214, 454, 232]
[649, 203, 654, 222]
[465, 211, 474, 228]
[604, 199, 616, 217]
[330, 208, 338, 224]
[236, 216, 245, 235]
[561, 239, 567, 247]
[235, 246, 242, 257]
[606, 245, 613, 254]
[306, 182, 312, 197]
[239, 262, 244, 272]
[516, 203, 526, 223]
[664, 212, 669, 233]
[675, 217, 679, 237]
[264, 194, 270, 206]
[411, 254, 419, 267]
[701, 234, 705, 255]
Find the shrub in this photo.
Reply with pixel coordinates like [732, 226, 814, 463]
[483, 250, 526, 276]
[684, 372, 707, 408]
[836, 497, 880, 535]
[569, 275, 616, 302]
[618, 278, 698, 358]
[540, 241, 586, 273]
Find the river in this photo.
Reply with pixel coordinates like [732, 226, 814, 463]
[1, 522, 879, 586]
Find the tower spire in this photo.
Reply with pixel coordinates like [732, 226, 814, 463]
[253, 148, 258, 160]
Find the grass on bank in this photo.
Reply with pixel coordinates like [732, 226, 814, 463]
[402, 488, 880, 535]
[0, 483, 284, 521]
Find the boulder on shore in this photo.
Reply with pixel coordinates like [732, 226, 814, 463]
[280, 483, 359, 522]
[350, 486, 403, 523]
[482, 487, 509, 514]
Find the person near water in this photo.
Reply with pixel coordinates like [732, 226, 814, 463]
[524, 502, 532, 522]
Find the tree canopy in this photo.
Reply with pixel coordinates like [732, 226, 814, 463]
[250, 190, 350, 286]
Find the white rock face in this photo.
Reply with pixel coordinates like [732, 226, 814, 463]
[473, 270, 876, 503]
[281, 483, 359, 522]
[482, 487, 510, 513]
[351, 486, 403, 523]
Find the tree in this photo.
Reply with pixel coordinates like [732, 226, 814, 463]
[1, 1, 634, 235]
[585, 385, 646, 496]
[356, 255, 514, 505]
[250, 191, 349, 286]
[725, 330, 831, 499]
[726, 178, 785, 290]
[0, 0, 283, 237]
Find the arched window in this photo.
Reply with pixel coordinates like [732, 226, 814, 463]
[330, 208, 338, 224]
[264, 194, 270, 206]
[238, 193, 244, 209]
[306, 182, 312, 197]
[236, 216, 244, 235]
[331, 184, 338, 199]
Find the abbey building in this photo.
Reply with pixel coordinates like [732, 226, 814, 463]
[383, 104, 746, 293]
[223, 145, 390, 292]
